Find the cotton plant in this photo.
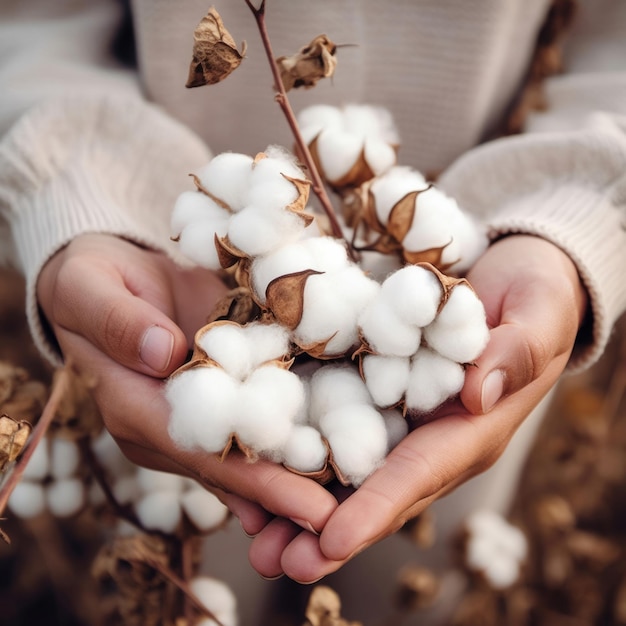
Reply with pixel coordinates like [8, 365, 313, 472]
[7, 434, 85, 519]
[165, 103, 491, 488]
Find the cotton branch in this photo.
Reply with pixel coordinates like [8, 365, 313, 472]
[243, 0, 347, 244]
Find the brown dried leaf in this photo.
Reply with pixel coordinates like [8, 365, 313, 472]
[186, 7, 245, 88]
[0, 414, 32, 472]
[277, 35, 338, 92]
[265, 269, 322, 330]
[303, 585, 362, 626]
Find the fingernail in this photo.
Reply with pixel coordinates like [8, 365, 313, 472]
[260, 573, 285, 581]
[289, 517, 319, 535]
[140, 325, 174, 372]
[481, 370, 504, 413]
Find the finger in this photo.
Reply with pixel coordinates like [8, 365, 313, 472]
[280, 530, 347, 583]
[248, 518, 302, 579]
[40, 257, 188, 377]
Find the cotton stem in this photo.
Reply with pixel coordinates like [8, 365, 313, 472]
[243, 0, 349, 247]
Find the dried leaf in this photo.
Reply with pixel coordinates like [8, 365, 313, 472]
[265, 269, 322, 330]
[0, 413, 32, 472]
[277, 35, 338, 92]
[186, 7, 245, 88]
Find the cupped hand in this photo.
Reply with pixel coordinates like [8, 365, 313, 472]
[264, 234, 589, 583]
[37, 234, 338, 557]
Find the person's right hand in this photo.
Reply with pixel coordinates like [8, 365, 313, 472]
[37, 233, 339, 566]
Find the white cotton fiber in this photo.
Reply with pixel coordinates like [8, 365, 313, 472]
[191, 576, 238, 626]
[136, 468, 184, 495]
[235, 366, 304, 454]
[381, 409, 409, 451]
[361, 354, 410, 408]
[281, 424, 328, 473]
[315, 129, 364, 182]
[49, 437, 81, 480]
[245, 177, 298, 212]
[405, 349, 465, 413]
[320, 405, 388, 487]
[423, 284, 490, 364]
[178, 217, 229, 270]
[135, 491, 182, 534]
[180, 487, 229, 532]
[308, 365, 372, 424]
[112, 474, 141, 505]
[46, 478, 85, 518]
[197, 324, 254, 380]
[370, 166, 428, 225]
[8, 481, 46, 519]
[91, 429, 135, 479]
[380, 265, 442, 328]
[196, 153, 253, 211]
[227, 204, 305, 257]
[250, 147, 305, 184]
[343, 104, 400, 144]
[358, 298, 421, 357]
[363, 138, 397, 177]
[244, 322, 291, 367]
[304, 236, 350, 270]
[171, 191, 231, 235]
[297, 104, 343, 140]
[166, 366, 239, 453]
[21, 436, 48, 481]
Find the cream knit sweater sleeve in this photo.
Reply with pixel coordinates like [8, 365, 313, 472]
[0, 0, 211, 365]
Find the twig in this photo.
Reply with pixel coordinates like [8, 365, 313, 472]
[243, 0, 348, 245]
[0, 363, 71, 516]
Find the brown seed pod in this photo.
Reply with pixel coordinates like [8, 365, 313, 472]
[276, 34, 338, 92]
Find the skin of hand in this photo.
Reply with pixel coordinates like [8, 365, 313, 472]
[36, 233, 339, 545]
[245, 234, 589, 583]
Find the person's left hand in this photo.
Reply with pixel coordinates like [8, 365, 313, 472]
[246, 234, 589, 582]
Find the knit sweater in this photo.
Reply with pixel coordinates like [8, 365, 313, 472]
[0, 0, 625, 371]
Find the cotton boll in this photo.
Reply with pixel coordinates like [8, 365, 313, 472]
[178, 217, 229, 270]
[136, 468, 184, 495]
[250, 148, 306, 186]
[191, 576, 238, 626]
[361, 354, 410, 408]
[228, 205, 306, 257]
[363, 138, 397, 177]
[381, 409, 409, 451]
[282, 425, 328, 473]
[297, 104, 344, 141]
[381, 265, 442, 328]
[112, 474, 141, 505]
[180, 488, 230, 532]
[49, 437, 81, 480]
[196, 153, 254, 211]
[171, 191, 231, 235]
[166, 367, 239, 453]
[315, 129, 364, 183]
[244, 322, 291, 368]
[196, 324, 253, 380]
[236, 366, 305, 454]
[438, 212, 488, 274]
[46, 478, 85, 517]
[320, 405, 388, 487]
[423, 284, 490, 363]
[343, 104, 400, 144]
[358, 298, 421, 357]
[370, 166, 428, 226]
[305, 236, 350, 271]
[135, 491, 182, 534]
[21, 436, 48, 481]
[245, 177, 299, 213]
[405, 349, 465, 413]
[308, 365, 372, 424]
[8, 481, 46, 519]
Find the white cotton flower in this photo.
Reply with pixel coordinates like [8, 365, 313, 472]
[196, 152, 254, 211]
[319, 404, 388, 487]
[8, 481, 46, 519]
[315, 130, 365, 182]
[135, 490, 182, 534]
[297, 104, 344, 144]
[177, 216, 230, 270]
[464, 509, 528, 589]
[46, 478, 85, 518]
[136, 468, 184, 495]
[180, 488, 229, 532]
[250, 145, 306, 185]
[380, 265, 442, 328]
[281, 424, 328, 473]
[21, 436, 49, 481]
[369, 166, 428, 226]
[308, 364, 373, 424]
[191, 576, 238, 626]
[422, 284, 490, 364]
[166, 366, 239, 453]
[236, 366, 305, 455]
[405, 348, 465, 413]
[49, 437, 81, 480]
[381, 409, 409, 451]
[358, 298, 421, 357]
[171, 191, 231, 235]
[361, 354, 411, 408]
